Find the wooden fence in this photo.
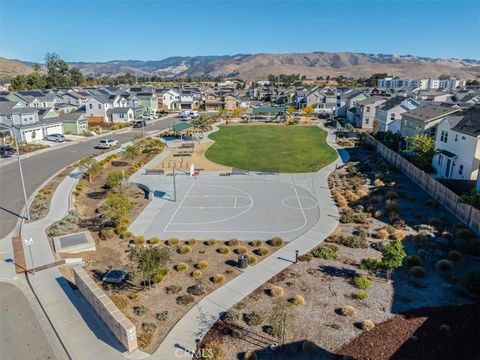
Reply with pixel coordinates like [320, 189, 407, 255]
[364, 134, 480, 235]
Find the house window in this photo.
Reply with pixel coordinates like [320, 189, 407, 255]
[459, 165, 464, 175]
[98, 104, 101, 109]
[455, 134, 458, 141]
[120, 113, 125, 118]
[438, 154, 443, 166]
[462, 136, 466, 140]
[366, 106, 370, 113]
[390, 113, 395, 120]
[365, 119, 370, 125]
[440, 130, 448, 143]
[89, 104, 92, 109]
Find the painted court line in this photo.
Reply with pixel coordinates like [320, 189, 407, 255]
[164, 181, 195, 232]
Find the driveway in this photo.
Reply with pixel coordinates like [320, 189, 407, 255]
[0, 115, 179, 238]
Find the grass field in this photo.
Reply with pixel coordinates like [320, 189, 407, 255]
[205, 125, 338, 173]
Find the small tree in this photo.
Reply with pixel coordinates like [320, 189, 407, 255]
[100, 192, 133, 226]
[123, 145, 140, 160]
[405, 134, 436, 171]
[78, 157, 101, 183]
[106, 170, 126, 191]
[287, 106, 296, 115]
[381, 240, 406, 280]
[232, 108, 243, 117]
[269, 297, 298, 346]
[130, 246, 170, 288]
[302, 106, 315, 117]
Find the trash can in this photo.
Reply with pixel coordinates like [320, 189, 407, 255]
[238, 255, 247, 269]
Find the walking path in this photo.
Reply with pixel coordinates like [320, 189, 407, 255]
[151, 124, 349, 359]
[1, 123, 347, 360]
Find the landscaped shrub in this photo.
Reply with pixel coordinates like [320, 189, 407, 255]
[360, 319, 375, 331]
[269, 237, 284, 247]
[356, 187, 369, 198]
[178, 245, 192, 254]
[175, 262, 188, 272]
[176, 294, 195, 306]
[110, 294, 129, 310]
[339, 305, 356, 316]
[348, 292, 368, 300]
[341, 209, 369, 224]
[386, 190, 398, 200]
[463, 269, 480, 298]
[298, 253, 313, 262]
[207, 239, 217, 246]
[243, 350, 258, 360]
[301, 340, 317, 353]
[100, 227, 115, 240]
[218, 246, 230, 254]
[334, 193, 348, 208]
[192, 270, 203, 279]
[149, 236, 161, 245]
[196, 260, 209, 270]
[435, 259, 454, 272]
[250, 240, 262, 247]
[166, 237, 179, 246]
[345, 189, 359, 202]
[202, 340, 226, 360]
[243, 311, 264, 326]
[165, 285, 182, 294]
[455, 228, 473, 239]
[153, 268, 168, 283]
[228, 239, 239, 246]
[133, 305, 147, 316]
[352, 275, 372, 290]
[222, 309, 240, 323]
[409, 266, 426, 278]
[269, 285, 284, 297]
[187, 284, 207, 296]
[386, 200, 400, 221]
[135, 236, 146, 246]
[394, 230, 406, 241]
[138, 322, 157, 348]
[212, 273, 225, 284]
[448, 250, 463, 261]
[290, 295, 305, 306]
[186, 239, 197, 246]
[406, 255, 421, 268]
[128, 292, 140, 301]
[360, 258, 382, 270]
[377, 228, 389, 240]
[429, 217, 442, 229]
[255, 247, 270, 256]
[237, 246, 248, 255]
[225, 268, 235, 274]
[312, 244, 339, 259]
[247, 255, 257, 265]
[156, 310, 172, 322]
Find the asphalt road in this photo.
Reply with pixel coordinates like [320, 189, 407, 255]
[0, 282, 57, 360]
[0, 115, 179, 238]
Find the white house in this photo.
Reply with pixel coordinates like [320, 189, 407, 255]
[106, 107, 134, 123]
[432, 105, 480, 180]
[162, 89, 180, 110]
[354, 96, 387, 129]
[375, 97, 419, 133]
[84, 94, 129, 122]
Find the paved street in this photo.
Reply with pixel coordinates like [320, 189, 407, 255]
[0, 115, 179, 238]
[0, 282, 57, 360]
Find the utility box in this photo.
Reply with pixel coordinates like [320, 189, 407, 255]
[238, 255, 248, 269]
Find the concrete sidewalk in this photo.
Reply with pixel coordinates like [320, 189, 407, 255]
[152, 124, 349, 359]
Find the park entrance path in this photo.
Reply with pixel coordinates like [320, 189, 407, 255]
[151, 126, 349, 359]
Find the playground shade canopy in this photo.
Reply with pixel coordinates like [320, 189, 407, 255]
[172, 122, 193, 132]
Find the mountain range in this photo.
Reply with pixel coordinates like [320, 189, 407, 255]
[2, 52, 480, 81]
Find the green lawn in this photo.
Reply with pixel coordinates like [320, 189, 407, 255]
[205, 125, 338, 173]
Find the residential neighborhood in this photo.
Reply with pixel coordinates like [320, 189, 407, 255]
[0, 1, 479, 360]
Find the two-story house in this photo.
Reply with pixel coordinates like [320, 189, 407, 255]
[136, 92, 158, 115]
[84, 94, 131, 124]
[223, 94, 238, 111]
[400, 102, 461, 138]
[432, 105, 480, 180]
[204, 91, 222, 111]
[354, 96, 387, 129]
[375, 97, 420, 133]
[162, 89, 180, 110]
[0, 101, 46, 143]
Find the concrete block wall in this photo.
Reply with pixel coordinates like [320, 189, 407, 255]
[72, 266, 138, 352]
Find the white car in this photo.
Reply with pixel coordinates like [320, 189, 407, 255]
[97, 139, 119, 149]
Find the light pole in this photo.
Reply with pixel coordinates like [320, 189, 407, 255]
[0, 124, 30, 220]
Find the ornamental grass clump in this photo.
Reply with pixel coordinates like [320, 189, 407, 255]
[269, 285, 284, 297]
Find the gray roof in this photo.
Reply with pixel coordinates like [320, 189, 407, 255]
[451, 105, 480, 137]
[106, 107, 132, 114]
[58, 112, 87, 122]
[378, 97, 405, 111]
[0, 102, 38, 115]
[357, 96, 387, 106]
[403, 102, 460, 122]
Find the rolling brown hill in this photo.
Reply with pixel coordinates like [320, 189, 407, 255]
[0, 57, 32, 81]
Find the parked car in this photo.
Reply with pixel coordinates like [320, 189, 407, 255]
[133, 120, 146, 128]
[143, 115, 155, 120]
[97, 138, 119, 149]
[44, 133, 65, 143]
[0, 145, 14, 158]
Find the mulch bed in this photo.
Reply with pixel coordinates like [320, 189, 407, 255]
[336, 303, 480, 360]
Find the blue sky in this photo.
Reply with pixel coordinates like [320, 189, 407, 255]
[0, 0, 479, 62]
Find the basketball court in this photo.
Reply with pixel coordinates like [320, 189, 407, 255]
[130, 173, 320, 241]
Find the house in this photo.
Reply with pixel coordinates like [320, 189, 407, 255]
[223, 94, 238, 111]
[375, 97, 419, 133]
[400, 102, 461, 138]
[204, 92, 222, 111]
[432, 105, 480, 180]
[84, 94, 129, 124]
[106, 107, 134, 123]
[15, 91, 61, 108]
[354, 96, 387, 129]
[54, 102, 78, 114]
[62, 91, 91, 106]
[162, 89, 180, 110]
[179, 90, 199, 110]
[339, 90, 369, 118]
[136, 92, 158, 115]
[60, 112, 88, 135]
[415, 90, 452, 102]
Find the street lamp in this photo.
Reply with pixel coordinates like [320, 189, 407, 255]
[0, 124, 31, 220]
